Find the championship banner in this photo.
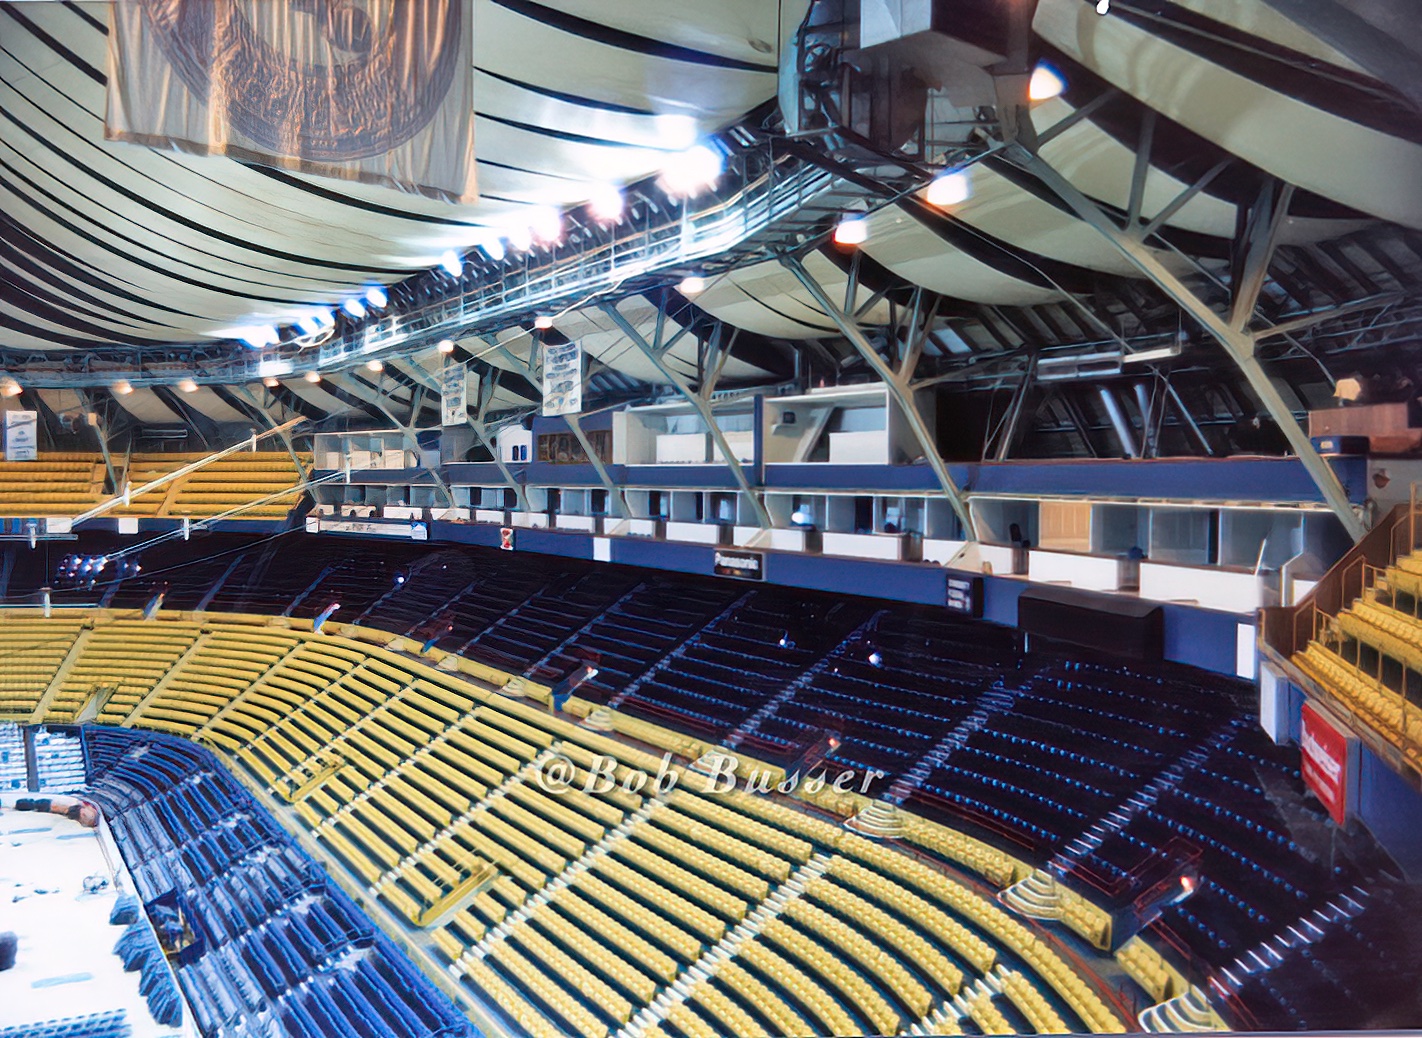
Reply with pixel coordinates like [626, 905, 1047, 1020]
[541, 341, 583, 417]
[440, 361, 467, 427]
[105, 0, 476, 202]
[4, 410, 37, 462]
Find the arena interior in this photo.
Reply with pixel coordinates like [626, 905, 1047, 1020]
[2, 1, 1422, 1036]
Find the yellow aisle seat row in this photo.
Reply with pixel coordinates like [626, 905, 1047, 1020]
[760, 917, 901, 1035]
[529, 905, 660, 1005]
[804, 876, 965, 998]
[653, 806, 794, 882]
[828, 857, 996, 975]
[0, 622, 86, 719]
[738, 940, 858, 1037]
[966, 992, 1015, 1036]
[1000, 969, 1071, 1035]
[783, 896, 933, 1018]
[840, 839, 1126, 1032]
[717, 961, 814, 1036]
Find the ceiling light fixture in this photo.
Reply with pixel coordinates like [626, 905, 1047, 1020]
[926, 170, 972, 207]
[437, 339, 456, 354]
[1029, 63, 1067, 101]
[833, 216, 869, 246]
[365, 359, 384, 373]
[678, 275, 706, 296]
[113, 380, 134, 396]
[658, 144, 723, 198]
[304, 370, 321, 383]
[530, 207, 563, 244]
[178, 379, 198, 393]
[588, 183, 625, 223]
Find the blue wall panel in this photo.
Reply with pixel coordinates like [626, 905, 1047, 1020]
[1357, 743, 1422, 878]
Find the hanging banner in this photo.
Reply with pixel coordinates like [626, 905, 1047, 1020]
[440, 361, 468, 426]
[4, 410, 37, 461]
[105, 0, 476, 202]
[542, 341, 583, 417]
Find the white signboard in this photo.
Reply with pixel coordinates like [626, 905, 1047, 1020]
[306, 516, 429, 540]
[440, 361, 467, 426]
[542, 341, 583, 417]
[5, 410, 37, 461]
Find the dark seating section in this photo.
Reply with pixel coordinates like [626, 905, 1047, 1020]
[80, 727, 475, 1038]
[1212, 882, 1422, 1031]
[612, 587, 870, 743]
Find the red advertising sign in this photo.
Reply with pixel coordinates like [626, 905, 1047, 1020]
[1300, 701, 1355, 826]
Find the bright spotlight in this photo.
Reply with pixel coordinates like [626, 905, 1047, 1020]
[0, 378, 21, 398]
[263, 376, 280, 388]
[506, 225, 533, 253]
[1095, 0, 1110, 13]
[1029, 63, 1067, 101]
[530, 207, 563, 243]
[342, 298, 367, 319]
[926, 170, 972, 207]
[534, 315, 554, 331]
[365, 359, 384, 373]
[658, 144, 723, 198]
[113, 380, 134, 396]
[304, 370, 322, 383]
[437, 339, 456, 355]
[296, 315, 322, 336]
[440, 250, 464, 277]
[833, 216, 869, 246]
[654, 112, 699, 150]
[678, 275, 706, 296]
[588, 183, 624, 222]
[480, 236, 506, 262]
[365, 285, 388, 308]
[178, 379, 199, 393]
[235, 325, 278, 349]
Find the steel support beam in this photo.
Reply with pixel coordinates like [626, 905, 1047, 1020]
[1008, 146, 1365, 541]
[782, 255, 977, 540]
[474, 339, 628, 519]
[227, 385, 311, 480]
[994, 356, 1037, 462]
[75, 390, 117, 491]
[335, 374, 454, 507]
[600, 303, 772, 529]
[399, 359, 529, 512]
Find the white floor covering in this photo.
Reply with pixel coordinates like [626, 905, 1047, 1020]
[0, 793, 188, 1037]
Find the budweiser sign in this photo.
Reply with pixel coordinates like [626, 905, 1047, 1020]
[1300, 701, 1356, 827]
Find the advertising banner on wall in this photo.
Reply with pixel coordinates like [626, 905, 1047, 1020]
[440, 361, 468, 426]
[1300, 700, 1358, 826]
[713, 549, 764, 581]
[4, 410, 37, 461]
[541, 342, 583, 417]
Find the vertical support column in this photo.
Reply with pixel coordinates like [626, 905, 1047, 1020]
[781, 255, 977, 541]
